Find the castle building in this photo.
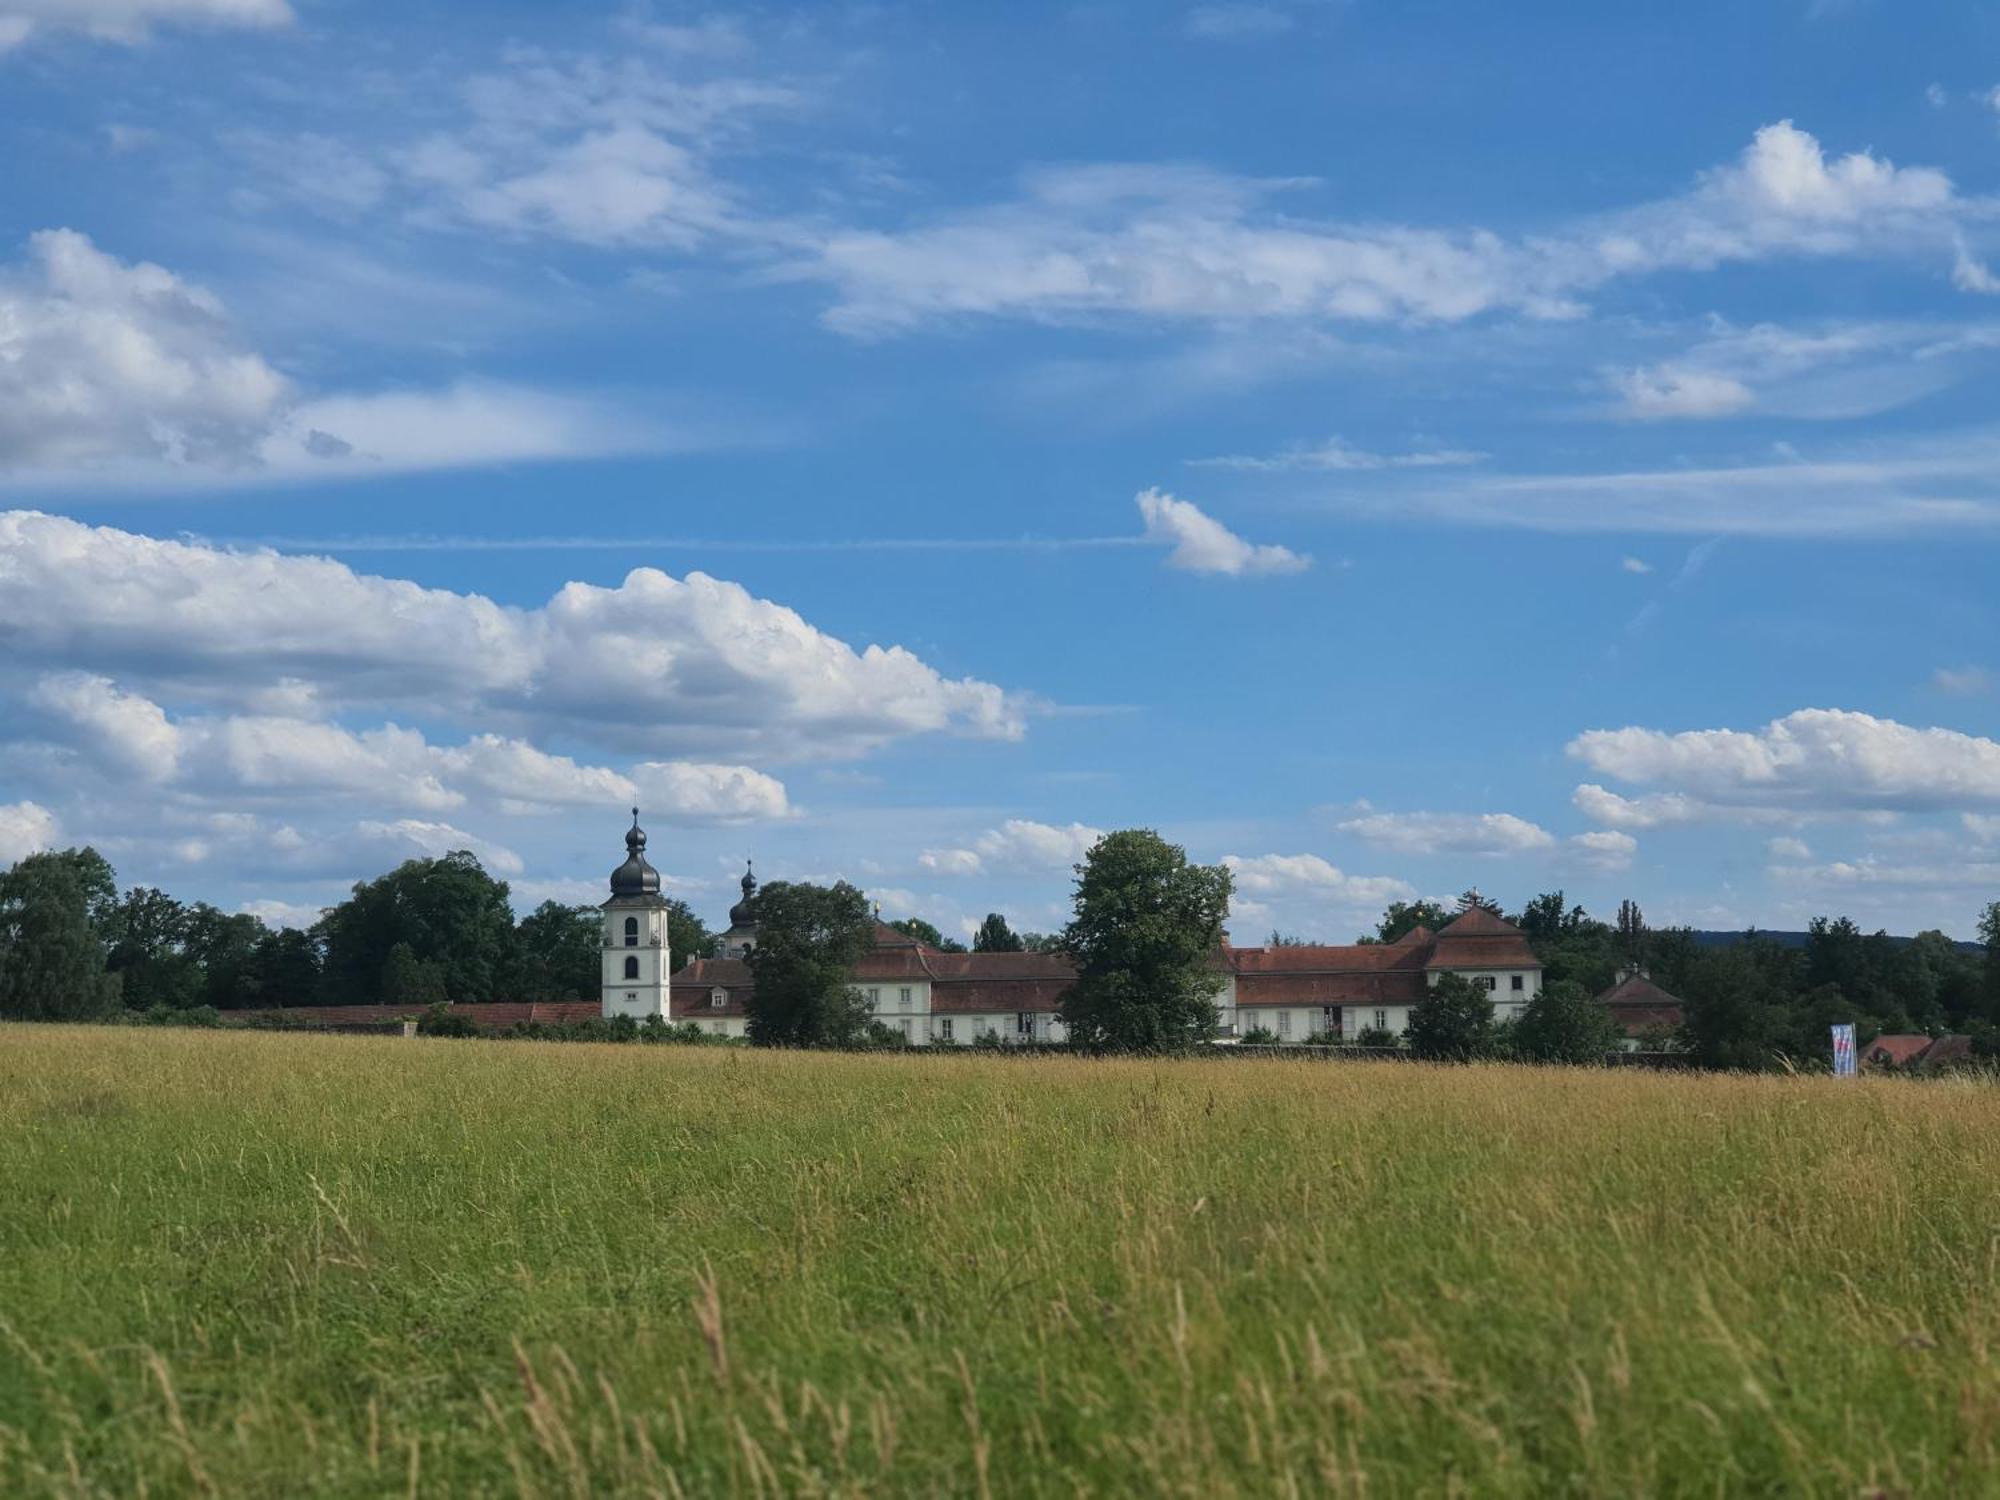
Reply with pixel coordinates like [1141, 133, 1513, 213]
[629, 816, 1544, 1043]
[598, 810, 672, 1021]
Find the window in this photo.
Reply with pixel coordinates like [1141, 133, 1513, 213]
[709, 1021, 724, 1036]
[623, 956, 639, 980]
[625, 992, 636, 1002]
[1016, 1012, 1036, 1036]
[1480, 976, 1498, 992]
[1373, 1008, 1387, 1031]
[898, 986, 912, 1010]
[1276, 1011, 1292, 1038]
[1511, 974, 1525, 991]
[866, 987, 880, 1006]
[710, 988, 726, 1009]
[1322, 1007, 1339, 1036]
[899, 1018, 912, 1039]
[937, 1018, 954, 1042]
[624, 916, 638, 947]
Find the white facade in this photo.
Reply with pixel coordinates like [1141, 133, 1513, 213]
[601, 904, 671, 1020]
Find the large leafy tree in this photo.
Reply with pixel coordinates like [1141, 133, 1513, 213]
[251, 926, 323, 1006]
[1512, 978, 1623, 1064]
[0, 850, 122, 1021]
[509, 901, 602, 1002]
[889, 916, 966, 952]
[317, 851, 515, 1004]
[1404, 972, 1496, 1062]
[743, 881, 875, 1046]
[1058, 829, 1231, 1052]
[973, 912, 1025, 953]
[104, 886, 202, 1011]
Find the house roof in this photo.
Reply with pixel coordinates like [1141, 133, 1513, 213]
[1424, 906, 1542, 972]
[1861, 1034, 1935, 1067]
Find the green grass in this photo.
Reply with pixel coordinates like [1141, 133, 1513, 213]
[2, 1027, 1998, 1497]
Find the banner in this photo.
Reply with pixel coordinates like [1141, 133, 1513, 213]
[1831, 1023, 1856, 1077]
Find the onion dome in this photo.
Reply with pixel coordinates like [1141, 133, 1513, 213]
[609, 808, 662, 899]
[728, 861, 759, 928]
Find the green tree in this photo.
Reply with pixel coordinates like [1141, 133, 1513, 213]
[317, 851, 515, 1003]
[972, 912, 1026, 953]
[1981, 901, 2000, 1024]
[509, 902, 602, 1002]
[1512, 978, 1623, 1064]
[184, 904, 266, 1010]
[1616, 899, 1647, 967]
[104, 885, 201, 1011]
[666, 897, 720, 964]
[888, 916, 966, 952]
[743, 881, 875, 1046]
[1372, 899, 1449, 944]
[381, 942, 448, 1009]
[1404, 972, 1496, 1062]
[0, 851, 122, 1020]
[1678, 941, 1794, 1070]
[1058, 829, 1232, 1052]
[251, 926, 322, 1006]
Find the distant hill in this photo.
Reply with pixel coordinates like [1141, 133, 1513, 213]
[1687, 929, 1983, 956]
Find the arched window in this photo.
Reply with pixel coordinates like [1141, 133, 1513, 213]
[623, 956, 639, 980]
[624, 916, 639, 947]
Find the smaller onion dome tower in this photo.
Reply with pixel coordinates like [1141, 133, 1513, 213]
[601, 809, 671, 1020]
[721, 861, 760, 958]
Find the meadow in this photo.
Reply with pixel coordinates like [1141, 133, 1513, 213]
[1, 1027, 1997, 1497]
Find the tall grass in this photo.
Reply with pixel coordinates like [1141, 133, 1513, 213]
[1, 1025, 1996, 1496]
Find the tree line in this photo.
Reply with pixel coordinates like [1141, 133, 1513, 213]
[4, 834, 1998, 1070]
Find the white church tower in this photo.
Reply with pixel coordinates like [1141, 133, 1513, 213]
[601, 809, 672, 1020]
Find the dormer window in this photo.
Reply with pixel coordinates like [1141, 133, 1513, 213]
[624, 916, 639, 947]
[623, 956, 640, 980]
[710, 988, 727, 1009]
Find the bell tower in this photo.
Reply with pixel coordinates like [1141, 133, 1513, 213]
[601, 808, 672, 1020]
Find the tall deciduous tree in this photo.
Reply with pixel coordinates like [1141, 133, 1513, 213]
[251, 926, 322, 1006]
[317, 851, 514, 1004]
[743, 881, 874, 1046]
[973, 912, 1026, 953]
[1058, 829, 1232, 1052]
[0, 850, 122, 1020]
[1404, 972, 1496, 1062]
[509, 901, 602, 1003]
[889, 916, 965, 952]
[665, 898, 719, 965]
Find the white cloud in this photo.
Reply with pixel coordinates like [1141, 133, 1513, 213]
[1183, 4, 1294, 41]
[1221, 852, 1413, 905]
[1620, 556, 1654, 574]
[1610, 364, 1755, 420]
[629, 761, 790, 823]
[1136, 488, 1309, 576]
[1571, 783, 1708, 829]
[1767, 836, 1813, 861]
[1336, 809, 1556, 856]
[0, 800, 58, 865]
[236, 897, 324, 929]
[1566, 830, 1637, 873]
[1769, 855, 2000, 891]
[29, 671, 182, 782]
[1189, 437, 1484, 472]
[0, 512, 1021, 760]
[0, 233, 701, 485]
[348, 818, 524, 877]
[921, 818, 1105, 876]
[0, 0, 288, 49]
[805, 122, 1975, 336]
[1932, 665, 1993, 696]
[1569, 709, 2000, 813]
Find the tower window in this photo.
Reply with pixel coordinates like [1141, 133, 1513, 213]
[623, 956, 640, 980]
[624, 916, 639, 947]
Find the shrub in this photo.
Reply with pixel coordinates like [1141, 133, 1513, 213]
[1354, 1026, 1399, 1048]
[416, 1002, 480, 1038]
[1239, 1025, 1278, 1046]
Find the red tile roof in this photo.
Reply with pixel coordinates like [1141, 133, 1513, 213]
[1860, 1034, 1935, 1068]
[1424, 906, 1542, 971]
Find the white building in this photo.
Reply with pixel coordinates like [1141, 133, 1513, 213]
[599, 810, 672, 1021]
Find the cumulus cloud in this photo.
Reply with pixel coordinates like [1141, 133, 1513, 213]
[1571, 783, 1708, 830]
[1136, 489, 1309, 576]
[1336, 809, 1556, 856]
[1568, 709, 2000, 813]
[0, 800, 58, 865]
[1610, 364, 1755, 420]
[921, 818, 1104, 876]
[1220, 852, 1413, 905]
[0, 512, 1021, 760]
[0, 0, 288, 49]
[1767, 836, 1813, 861]
[0, 233, 697, 484]
[1565, 830, 1637, 873]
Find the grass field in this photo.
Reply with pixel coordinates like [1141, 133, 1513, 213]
[2, 1029, 1998, 1497]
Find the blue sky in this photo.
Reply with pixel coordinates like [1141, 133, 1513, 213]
[3, 0, 1999, 942]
